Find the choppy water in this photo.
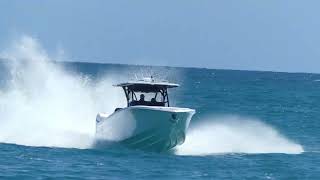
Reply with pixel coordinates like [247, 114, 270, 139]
[0, 36, 319, 179]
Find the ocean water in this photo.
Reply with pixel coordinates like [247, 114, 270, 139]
[0, 37, 319, 179]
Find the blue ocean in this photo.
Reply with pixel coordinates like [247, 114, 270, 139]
[0, 39, 319, 179]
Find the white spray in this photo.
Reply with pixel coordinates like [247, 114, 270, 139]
[175, 116, 304, 155]
[0, 35, 124, 148]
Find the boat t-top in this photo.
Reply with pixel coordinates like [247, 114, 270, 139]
[95, 77, 195, 152]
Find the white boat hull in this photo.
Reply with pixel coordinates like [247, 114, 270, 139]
[96, 106, 195, 152]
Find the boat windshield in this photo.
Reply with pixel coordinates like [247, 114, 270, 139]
[116, 81, 177, 107]
[127, 90, 167, 107]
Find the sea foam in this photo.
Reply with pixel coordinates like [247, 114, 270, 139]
[175, 116, 304, 155]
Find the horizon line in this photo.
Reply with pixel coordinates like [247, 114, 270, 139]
[0, 57, 319, 75]
[59, 59, 320, 75]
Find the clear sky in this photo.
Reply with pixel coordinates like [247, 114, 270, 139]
[1, 1, 319, 73]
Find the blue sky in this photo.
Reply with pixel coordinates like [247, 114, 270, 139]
[1, 0, 320, 73]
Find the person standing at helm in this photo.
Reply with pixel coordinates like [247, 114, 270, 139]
[139, 94, 145, 102]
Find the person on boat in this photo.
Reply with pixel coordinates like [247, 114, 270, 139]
[151, 97, 156, 103]
[151, 97, 157, 106]
[139, 94, 145, 104]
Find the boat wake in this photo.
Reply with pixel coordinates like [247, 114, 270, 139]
[175, 116, 304, 155]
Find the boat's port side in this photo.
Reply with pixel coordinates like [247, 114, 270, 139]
[96, 106, 194, 152]
[120, 106, 194, 152]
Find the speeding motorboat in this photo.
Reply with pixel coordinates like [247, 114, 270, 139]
[95, 77, 195, 152]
